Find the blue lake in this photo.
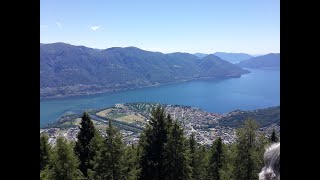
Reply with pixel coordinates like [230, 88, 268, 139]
[40, 68, 280, 127]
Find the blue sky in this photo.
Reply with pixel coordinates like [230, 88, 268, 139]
[40, 0, 279, 54]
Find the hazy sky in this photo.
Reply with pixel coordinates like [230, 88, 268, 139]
[40, 0, 280, 54]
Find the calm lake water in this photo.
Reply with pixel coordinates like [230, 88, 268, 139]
[40, 68, 280, 127]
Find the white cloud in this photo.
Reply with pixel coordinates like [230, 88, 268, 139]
[90, 26, 100, 31]
[56, 22, 62, 29]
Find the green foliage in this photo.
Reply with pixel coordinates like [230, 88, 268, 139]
[207, 137, 226, 180]
[189, 133, 197, 179]
[216, 106, 280, 128]
[123, 145, 140, 180]
[139, 107, 193, 180]
[91, 120, 125, 180]
[196, 145, 209, 180]
[44, 114, 81, 129]
[165, 120, 192, 179]
[233, 119, 265, 180]
[188, 133, 213, 180]
[270, 129, 279, 143]
[219, 144, 237, 180]
[74, 112, 96, 177]
[41, 109, 272, 180]
[40, 168, 50, 180]
[40, 134, 51, 171]
[189, 133, 196, 156]
[139, 106, 169, 180]
[87, 130, 104, 177]
[46, 136, 83, 179]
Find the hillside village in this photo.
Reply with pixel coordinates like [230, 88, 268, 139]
[40, 102, 280, 146]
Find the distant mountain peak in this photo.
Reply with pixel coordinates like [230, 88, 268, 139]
[213, 52, 254, 64]
[203, 54, 220, 58]
[237, 53, 280, 69]
[200, 54, 221, 60]
[193, 53, 209, 58]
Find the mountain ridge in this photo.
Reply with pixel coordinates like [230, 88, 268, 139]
[237, 53, 280, 68]
[213, 52, 254, 63]
[40, 43, 250, 99]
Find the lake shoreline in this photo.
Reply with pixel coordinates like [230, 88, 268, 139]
[41, 68, 279, 126]
[40, 74, 246, 101]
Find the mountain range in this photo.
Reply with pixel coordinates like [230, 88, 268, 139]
[237, 53, 280, 68]
[40, 43, 250, 98]
[194, 52, 254, 63]
[193, 53, 208, 58]
[213, 52, 254, 63]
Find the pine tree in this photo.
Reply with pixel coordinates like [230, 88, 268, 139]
[91, 120, 125, 180]
[198, 145, 209, 180]
[165, 120, 192, 180]
[189, 133, 196, 179]
[166, 114, 173, 130]
[270, 129, 278, 143]
[40, 134, 51, 171]
[123, 144, 140, 180]
[207, 137, 225, 180]
[219, 143, 237, 180]
[188, 133, 209, 180]
[87, 130, 104, 177]
[139, 106, 169, 180]
[74, 112, 96, 177]
[234, 119, 262, 180]
[46, 136, 83, 179]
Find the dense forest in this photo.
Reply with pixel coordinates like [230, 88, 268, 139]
[40, 106, 279, 180]
[216, 106, 280, 128]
